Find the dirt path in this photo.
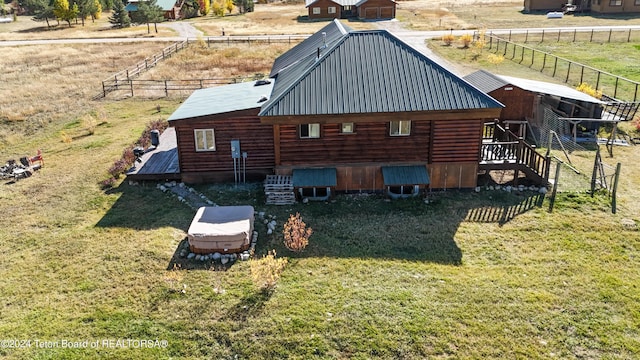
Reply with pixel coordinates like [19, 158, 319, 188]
[160, 21, 203, 39]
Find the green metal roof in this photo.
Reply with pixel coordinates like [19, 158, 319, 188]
[259, 30, 503, 117]
[270, 19, 351, 78]
[292, 168, 337, 187]
[125, 0, 176, 11]
[382, 165, 430, 186]
[168, 81, 274, 122]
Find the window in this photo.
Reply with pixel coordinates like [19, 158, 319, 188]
[328, 6, 336, 13]
[341, 123, 354, 134]
[610, 0, 622, 5]
[390, 121, 411, 136]
[312, 7, 321, 14]
[300, 124, 320, 138]
[344, 5, 352, 10]
[194, 129, 216, 151]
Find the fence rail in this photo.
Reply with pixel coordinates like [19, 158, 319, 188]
[101, 77, 256, 97]
[483, 32, 640, 102]
[496, 27, 640, 44]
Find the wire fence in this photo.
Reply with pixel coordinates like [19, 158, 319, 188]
[483, 32, 640, 102]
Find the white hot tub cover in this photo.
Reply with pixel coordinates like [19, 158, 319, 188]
[187, 206, 255, 253]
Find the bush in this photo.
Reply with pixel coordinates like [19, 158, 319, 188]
[250, 250, 288, 293]
[441, 34, 455, 46]
[283, 212, 312, 253]
[576, 83, 603, 99]
[459, 34, 473, 48]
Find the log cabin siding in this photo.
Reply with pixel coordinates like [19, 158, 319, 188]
[488, 86, 536, 121]
[431, 119, 483, 163]
[173, 114, 275, 181]
[277, 121, 431, 166]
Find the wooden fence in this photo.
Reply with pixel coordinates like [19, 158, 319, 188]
[483, 33, 640, 102]
[496, 28, 640, 44]
[101, 77, 256, 97]
[96, 35, 307, 99]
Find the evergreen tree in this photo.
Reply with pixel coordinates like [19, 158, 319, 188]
[233, 0, 251, 14]
[133, 0, 163, 33]
[108, 0, 130, 27]
[27, 0, 54, 27]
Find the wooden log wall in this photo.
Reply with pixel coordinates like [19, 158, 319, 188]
[277, 121, 431, 166]
[430, 119, 484, 163]
[173, 111, 274, 183]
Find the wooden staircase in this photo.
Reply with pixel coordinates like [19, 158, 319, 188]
[479, 123, 551, 186]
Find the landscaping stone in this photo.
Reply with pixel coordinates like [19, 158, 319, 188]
[187, 253, 195, 259]
[195, 254, 202, 261]
[240, 252, 250, 261]
[475, 187, 481, 192]
[212, 252, 222, 261]
[221, 256, 229, 265]
[539, 187, 548, 194]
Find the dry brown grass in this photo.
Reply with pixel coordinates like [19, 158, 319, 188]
[0, 42, 174, 148]
[0, 13, 176, 41]
[192, 3, 376, 36]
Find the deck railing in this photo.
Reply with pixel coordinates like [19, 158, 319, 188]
[481, 123, 551, 184]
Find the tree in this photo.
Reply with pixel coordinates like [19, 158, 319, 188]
[224, 0, 232, 14]
[76, 0, 97, 25]
[108, 0, 130, 28]
[282, 213, 312, 253]
[233, 0, 251, 14]
[199, 0, 209, 16]
[92, 0, 102, 19]
[132, 0, 163, 34]
[27, 0, 54, 27]
[53, 0, 78, 27]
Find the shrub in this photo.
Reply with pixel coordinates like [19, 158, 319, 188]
[487, 53, 504, 65]
[283, 212, 313, 253]
[576, 83, 603, 99]
[459, 34, 473, 48]
[250, 250, 288, 293]
[100, 177, 116, 189]
[441, 34, 455, 46]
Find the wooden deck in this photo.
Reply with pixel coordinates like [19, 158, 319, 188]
[126, 127, 181, 181]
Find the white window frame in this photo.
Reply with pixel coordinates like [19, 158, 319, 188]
[300, 124, 320, 139]
[328, 6, 336, 14]
[341, 122, 354, 134]
[390, 120, 411, 136]
[312, 7, 321, 14]
[194, 129, 216, 152]
[609, 0, 622, 5]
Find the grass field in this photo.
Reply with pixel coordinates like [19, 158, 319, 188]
[1, 2, 640, 358]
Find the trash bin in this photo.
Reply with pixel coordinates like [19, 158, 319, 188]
[150, 130, 160, 147]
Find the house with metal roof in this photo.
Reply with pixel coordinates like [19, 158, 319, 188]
[260, 23, 503, 192]
[125, 0, 183, 20]
[523, 0, 640, 14]
[305, 0, 396, 19]
[151, 21, 528, 194]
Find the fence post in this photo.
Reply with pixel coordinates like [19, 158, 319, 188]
[565, 62, 571, 83]
[573, 29, 576, 42]
[591, 146, 600, 197]
[548, 161, 562, 213]
[130, 80, 134, 97]
[611, 162, 621, 214]
[165, 80, 168, 97]
[542, 53, 547, 73]
[102, 81, 106, 98]
[557, 29, 561, 42]
[580, 65, 584, 85]
[628, 29, 632, 43]
[590, 29, 594, 42]
[608, 29, 612, 43]
[541, 29, 545, 42]
[525, 30, 528, 43]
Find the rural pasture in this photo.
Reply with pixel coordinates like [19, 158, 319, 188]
[1, 2, 640, 358]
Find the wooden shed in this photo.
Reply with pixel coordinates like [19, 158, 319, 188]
[167, 80, 276, 183]
[356, 0, 396, 19]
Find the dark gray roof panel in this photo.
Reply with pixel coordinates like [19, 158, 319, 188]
[269, 19, 352, 78]
[463, 69, 509, 93]
[260, 31, 503, 117]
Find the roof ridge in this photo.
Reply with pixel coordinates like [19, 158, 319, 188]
[259, 31, 353, 116]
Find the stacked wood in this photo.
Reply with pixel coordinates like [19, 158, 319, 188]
[264, 175, 295, 205]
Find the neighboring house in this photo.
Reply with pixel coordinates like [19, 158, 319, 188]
[125, 0, 183, 20]
[305, 0, 396, 19]
[164, 20, 504, 192]
[523, 0, 640, 13]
